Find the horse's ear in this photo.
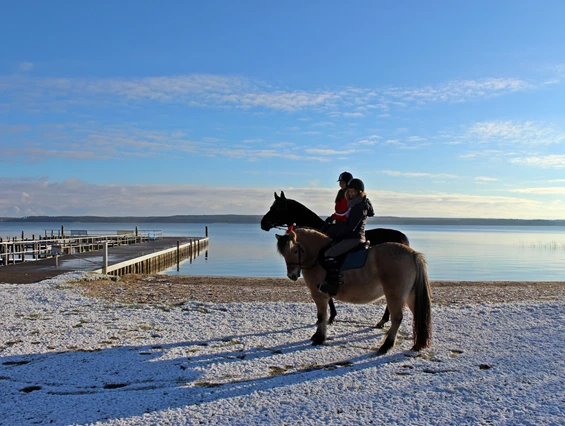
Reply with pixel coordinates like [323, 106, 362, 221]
[274, 192, 280, 200]
[280, 191, 286, 200]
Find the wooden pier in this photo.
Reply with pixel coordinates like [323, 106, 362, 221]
[0, 232, 159, 266]
[0, 236, 209, 284]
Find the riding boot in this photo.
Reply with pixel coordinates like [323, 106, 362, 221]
[317, 257, 343, 297]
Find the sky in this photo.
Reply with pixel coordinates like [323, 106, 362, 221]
[0, 272, 563, 425]
[1, 1, 565, 219]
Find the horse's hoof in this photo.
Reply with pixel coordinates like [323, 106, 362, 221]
[376, 347, 389, 356]
[375, 321, 386, 329]
[311, 332, 326, 345]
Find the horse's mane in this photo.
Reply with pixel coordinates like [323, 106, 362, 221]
[276, 227, 328, 255]
[286, 198, 323, 220]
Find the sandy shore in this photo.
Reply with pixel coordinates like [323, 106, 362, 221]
[73, 274, 565, 306]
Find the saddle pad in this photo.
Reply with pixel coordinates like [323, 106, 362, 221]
[340, 249, 369, 271]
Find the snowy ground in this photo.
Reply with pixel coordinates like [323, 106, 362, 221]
[1, 272, 564, 425]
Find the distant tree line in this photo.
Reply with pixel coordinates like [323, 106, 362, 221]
[1, 215, 564, 226]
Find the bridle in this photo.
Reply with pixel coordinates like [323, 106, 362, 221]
[283, 224, 319, 271]
[267, 200, 291, 231]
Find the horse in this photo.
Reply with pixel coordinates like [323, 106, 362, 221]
[261, 191, 411, 327]
[276, 227, 432, 355]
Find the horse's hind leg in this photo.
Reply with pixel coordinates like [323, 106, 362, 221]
[375, 305, 390, 328]
[377, 300, 403, 355]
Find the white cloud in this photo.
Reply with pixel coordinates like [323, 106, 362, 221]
[467, 120, 565, 146]
[509, 187, 565, 195]
[0, 73, 546, 115]
[510, 155, 565, 168]
[304, 148, 357, 155]
[353, 139, 377, 146]
[475, 176, 498, 182]
[17, 62, 34, 72]
[381, 170, 458, 179]
[382, 78, 533, 104]
[1, 179, 563, 219]
[0, 123, 337, 163]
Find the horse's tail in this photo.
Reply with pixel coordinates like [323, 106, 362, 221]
[412, 251, 432, 350]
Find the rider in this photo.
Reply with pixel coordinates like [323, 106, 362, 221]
[318, 178, 375, 296]
[322, 171, 353, 231]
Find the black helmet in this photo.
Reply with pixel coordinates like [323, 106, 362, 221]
[347, 178, 364, 192]
[337, 171, 353, 183]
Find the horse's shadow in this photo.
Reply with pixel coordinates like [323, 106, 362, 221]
[1, 324, 408, 425]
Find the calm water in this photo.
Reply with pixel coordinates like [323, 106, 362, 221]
[2, 222, 565, 281]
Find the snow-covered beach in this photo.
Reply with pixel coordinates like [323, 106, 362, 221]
[1, 272, 564, 425]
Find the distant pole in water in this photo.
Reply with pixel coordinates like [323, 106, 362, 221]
[61, 225, 65, 239]
[21, 231, 24, 240]
[135, 226, 139, 237]
[205, 226, 208, 237]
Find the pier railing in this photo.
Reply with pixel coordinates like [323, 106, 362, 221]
[0, 231, 162, 266]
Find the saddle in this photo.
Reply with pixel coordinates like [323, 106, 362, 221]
[319, 241, 371, 272]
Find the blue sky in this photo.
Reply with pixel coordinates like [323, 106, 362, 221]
[1, 1, 565, 218]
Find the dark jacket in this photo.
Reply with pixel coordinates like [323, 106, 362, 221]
[326, 195, 374, 242]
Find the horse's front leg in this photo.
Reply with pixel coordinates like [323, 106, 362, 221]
[311, 296, 329, 345]
[376, 305, 390, 328]
[327, 299, 337, 325]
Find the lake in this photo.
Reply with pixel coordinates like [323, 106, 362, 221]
[2, 222, 565, 281]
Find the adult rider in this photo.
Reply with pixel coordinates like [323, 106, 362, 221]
[318, 178, 374, 296]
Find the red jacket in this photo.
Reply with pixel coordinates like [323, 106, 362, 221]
[331, 190, 349, 222]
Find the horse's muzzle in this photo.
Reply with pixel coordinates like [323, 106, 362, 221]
[287, 271, 300, 281]
[260, 218, 273, 231]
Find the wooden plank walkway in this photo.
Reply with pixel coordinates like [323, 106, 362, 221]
[0, 237, 207, 284]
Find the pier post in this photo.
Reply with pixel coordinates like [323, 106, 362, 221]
[22, 231, 25, 240]
[61, 225, 65, 238]
[103, 241, 108, 274]
[205, 226, 208, 237]
[177, 240, 180, 271]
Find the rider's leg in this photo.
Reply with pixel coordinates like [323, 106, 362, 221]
[317, 239, 360, 296]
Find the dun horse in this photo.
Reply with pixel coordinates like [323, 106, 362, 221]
[262, 191, 410, 327]
[276, 227, 432, 355]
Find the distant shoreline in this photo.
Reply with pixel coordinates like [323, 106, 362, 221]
[1, 215, 565, 226]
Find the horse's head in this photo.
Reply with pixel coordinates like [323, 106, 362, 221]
[275, 227, 329, 281]
[260, 191, 290, 231]
[275, 230, 302, 281]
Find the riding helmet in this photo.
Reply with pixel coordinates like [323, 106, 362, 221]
[337, 171, 353, 183]
[347, 178, 365, 192]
